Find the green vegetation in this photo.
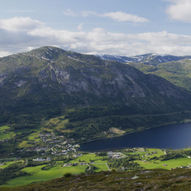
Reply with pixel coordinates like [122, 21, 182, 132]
[4, 165, 87, 187]
[124, 148, 191, 170]
[2, 148, 191, 188]
[44, 116, 69, 133]
[60, 108, 191, 142]
[0, 153, 109, 187]
[3, 168, 191, 191]
[0, 126, 15, 141]
[0, 161, 20, 169]
[129, 59, 191, 91]
[3, 104, 191, 154]
[70, 153, 104, 163]
[69, 153, 109, 172]
[2, 47, 191, 190]
[0, 160, 26, 185]
[1, 47, 191, 156]
[136, 158, 191, 170]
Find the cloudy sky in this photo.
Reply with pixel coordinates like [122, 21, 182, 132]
[0, 0, 191, 57]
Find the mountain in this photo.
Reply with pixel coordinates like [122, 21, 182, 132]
[99, 53, 191, 91]
[1, 46, 191, 154]
[128, 58, 191, 91]
[98, 54, 139, 63]
[99, 53, 191, 65]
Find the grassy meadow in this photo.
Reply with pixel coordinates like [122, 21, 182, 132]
[2, 148, 191, 187]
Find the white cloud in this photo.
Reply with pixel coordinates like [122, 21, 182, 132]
[0, 17, 43, 32]
[167, 0, 191, 22]
[1, 17, 191, 57]
[103, 11, 149, 23]
[63, 9, 98, 18]
[63, 9, 77, 17]
[63, 9, 148, 23]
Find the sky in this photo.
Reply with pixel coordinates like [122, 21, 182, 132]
[0, 0, 191, 57]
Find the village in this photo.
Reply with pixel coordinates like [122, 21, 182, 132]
[16, 132, 81, 161]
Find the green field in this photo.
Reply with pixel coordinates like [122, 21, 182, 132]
[0, 161, 17, 169]
[1, 153, 109, 187]
[3, 165, 87, 187]
[136, 157, 191, 170]
[70, 153, 104, 163]
[0, 126, 15, 141]
[124, 148, 165, 158]
[93, 162, 109, 172]
[2, 149, 191, 187]
[70, 153, 110, 172]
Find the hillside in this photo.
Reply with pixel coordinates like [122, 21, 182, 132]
[2, 168, 191, 191]
[99, 54, 191, 90]
[128, 59, 191, 91]
[1, 47, 191, 155]
[101, 53, 191, 91]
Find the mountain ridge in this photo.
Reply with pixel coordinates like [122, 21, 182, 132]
[0, 46, 190, 111]
[1, 46, 191, 154]
[98, 53, 191, 65]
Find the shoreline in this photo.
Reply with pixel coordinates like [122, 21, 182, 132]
[80, 120, 191, 152]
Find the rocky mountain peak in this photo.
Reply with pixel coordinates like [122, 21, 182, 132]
[28, 46, 66, 61]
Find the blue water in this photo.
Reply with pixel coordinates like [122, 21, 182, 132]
[80, 123, 191, 151]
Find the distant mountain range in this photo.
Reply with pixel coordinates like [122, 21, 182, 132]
[1, 47, 191, 155]
[99, 53, 191, 91]
[98, 53, 191, 65]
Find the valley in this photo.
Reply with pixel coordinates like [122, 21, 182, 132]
[1, 47, 191, 157]
[1, 0, 191, 189]
[1, 47, 191, 189]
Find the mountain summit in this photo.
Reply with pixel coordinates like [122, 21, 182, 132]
[1, 46, 191, 150]
[0, 46, 190, 112]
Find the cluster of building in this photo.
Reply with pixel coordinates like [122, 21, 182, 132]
[107, 151, 125, 159]
[22, 133, 80, 158]
[33, 157, 51, 162]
